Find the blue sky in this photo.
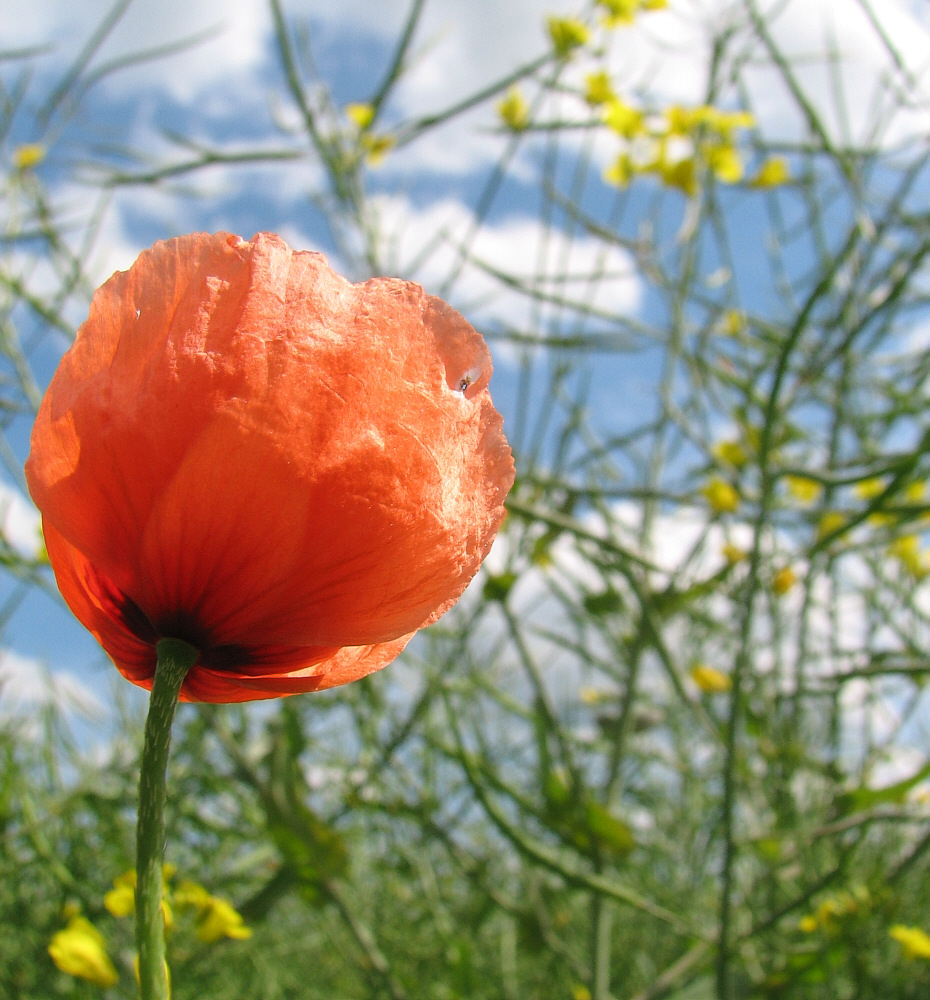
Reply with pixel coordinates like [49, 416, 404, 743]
[2, 0, 930, 729]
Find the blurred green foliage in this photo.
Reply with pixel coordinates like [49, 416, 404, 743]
[3, 1, 930, 998]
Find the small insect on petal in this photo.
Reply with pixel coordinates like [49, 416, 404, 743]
[457, 366, 483, 394]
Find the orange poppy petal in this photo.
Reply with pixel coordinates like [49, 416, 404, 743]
[182, 637, 413, 703]
[27, 233, 514, 702]
[42, 520, 157, 688]
[45, 511, 416, 703]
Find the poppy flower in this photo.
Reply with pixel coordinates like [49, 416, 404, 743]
[26, 232, 514, 702]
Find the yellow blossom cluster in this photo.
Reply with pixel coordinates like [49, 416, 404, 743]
[855, 477, 926, 522]
[48, 868, 252, 988]
[806, 477, 928, 558]
[847, 478, 930, 574]
[546, 1, 668, 57]
[173, 880, 253, 943]
[600, 98, 786, 196]
[508, 8, 788, 199]
[343, 102, 395, 166]
[798, 887, 870, 935]
[104, 867, 252, 943]
[576, 57, 790, 195]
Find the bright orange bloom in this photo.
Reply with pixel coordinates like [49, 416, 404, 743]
[26, 232, 514, 702]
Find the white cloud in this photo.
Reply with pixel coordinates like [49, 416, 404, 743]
[594, 0, 930, 148]
[306, 0, 572, 111]
[10, 0, 271, 102]
[370, 194, 643, 338]
[867, 744, 930, 795]
[0, 482, 41, 560]
[12, 0, 925, 212]
[310, 0, 930, 167]
[0, 648, 105, 720]
[740, 0, 930, 147]
[903, 316, 930, 354]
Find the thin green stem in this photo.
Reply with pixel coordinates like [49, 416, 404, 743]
[135, 638, 198, 1000]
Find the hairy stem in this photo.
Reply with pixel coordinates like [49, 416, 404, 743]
[135, 638, 198, 1000]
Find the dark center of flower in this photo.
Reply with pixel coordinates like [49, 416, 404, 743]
[88, 566, 254, 672]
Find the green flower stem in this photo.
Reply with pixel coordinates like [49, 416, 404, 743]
[136, 638, 199, 1000]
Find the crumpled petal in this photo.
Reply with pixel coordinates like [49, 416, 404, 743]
[27, 232, 514, 702]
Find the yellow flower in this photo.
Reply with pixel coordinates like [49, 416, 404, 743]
[13, 143, 46, 170]
[701, 477, 739, 514]
[816, 511, 846, 540]
[772, 566, 797, 595]
[707, 142, 744, 183]
[785, 475, 823, 505]
[722, 542, 746, 565]
[48, 915, 119, 988]
[709, 108, 755, 134]
[104, 868, 173, 927]
[750, 157, 790, 188]
[195, 897, 253, 944]
[104, 881, 135, 918]
[640, 0, 668, 8]
[571, 984, 593, 1000]
[798, 914, 818, 933]
[597, 0, 638, 27]
[547, 17, 590, 57]
[889, 534, 919, 559]
[579, 686, 606, 705]
[814, 898, 842, 925]
[666, 107, 755, 168]
[360, 133, 395, 166]
[721, 310, 744, 336]
[889, 535, 927, 579]
[890, 924, 930, 960]
[690, 664, 732, 694]
[712, 439, 748, 468]
[664, 105, 698, 137]
[497, 87, 530, 131]
[603, 153, 635, 187]
[855, 477, 886, 500]
[659, 156, 699, 197]
[584, 70, 615, 107]
[345, 102, 375, 130]
[174, 879, 212, 909]
[603, 97, 644, 138]
[175, 880, 252, 944]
